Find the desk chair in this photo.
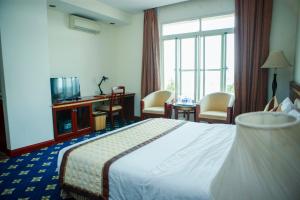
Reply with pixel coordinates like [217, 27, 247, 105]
[195, 92, 235, 124]
[97, 86, 125, 128]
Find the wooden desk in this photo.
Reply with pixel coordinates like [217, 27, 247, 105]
[52, 93, 135, 142]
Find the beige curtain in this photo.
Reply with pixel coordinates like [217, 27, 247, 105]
[234, 0, 273, 116]
[141, 8, 160, 98]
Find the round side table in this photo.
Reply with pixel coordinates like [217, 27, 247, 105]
[173, 104, 196, 121]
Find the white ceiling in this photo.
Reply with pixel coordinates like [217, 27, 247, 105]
[97, 0, 190, 13]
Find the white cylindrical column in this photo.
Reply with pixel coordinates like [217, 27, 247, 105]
[211, 112, 300, 200]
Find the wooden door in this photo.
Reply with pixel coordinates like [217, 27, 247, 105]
[52, 106, 76, 141]
[75, 103, 93, 135]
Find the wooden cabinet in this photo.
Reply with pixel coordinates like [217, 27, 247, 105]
[52, 103, 93, 142]
[52, 93, 135, 142]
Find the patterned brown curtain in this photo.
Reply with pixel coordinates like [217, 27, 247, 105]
[234, 0, 273, 116]
[141, 8, 160, 98]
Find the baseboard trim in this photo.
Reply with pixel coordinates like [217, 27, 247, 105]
[6, 139, 56, 157]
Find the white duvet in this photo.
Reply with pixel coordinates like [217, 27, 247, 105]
[58, 120, 236, 200]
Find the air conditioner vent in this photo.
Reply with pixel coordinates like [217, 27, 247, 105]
[69, 15, 100, 34]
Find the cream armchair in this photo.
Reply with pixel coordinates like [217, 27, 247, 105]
[196, 92, 235, 124]
[141, 90, 173, 120]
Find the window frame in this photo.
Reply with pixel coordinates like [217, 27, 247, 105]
[160, 13, 234, 101]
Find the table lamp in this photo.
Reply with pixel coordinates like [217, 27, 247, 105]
[98, 76, 108, 95]
[211, 112, 300, 200]
[261, 51, 291, 97]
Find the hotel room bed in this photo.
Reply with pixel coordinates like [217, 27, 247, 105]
[58, 118, 236, 200]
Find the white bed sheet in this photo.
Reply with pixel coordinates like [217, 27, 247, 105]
[58, 120, 236, 200]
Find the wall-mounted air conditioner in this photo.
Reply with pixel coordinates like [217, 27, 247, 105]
[69, 15, 100, 34]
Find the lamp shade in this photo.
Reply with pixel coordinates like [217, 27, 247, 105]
[210, 112, 300, 200]
[261, 51, 291, 68]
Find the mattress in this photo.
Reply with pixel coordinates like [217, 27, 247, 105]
[58, 119, 236, 200]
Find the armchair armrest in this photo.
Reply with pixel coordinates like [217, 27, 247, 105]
[199, 97, 210, 112]
[195, 104, 201, 122]
[142, 93, 155, 108]
[140, 100, 145, 120]
[164, 94, 174, 118]
[226, 95, 235, 124]
[226, 106, 234, 124]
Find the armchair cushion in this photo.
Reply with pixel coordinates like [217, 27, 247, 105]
[141, 90, 173, 119]
[142, 106, 164, 115]
[143, 90, 173, 108]
[200, 92, 234, 112]
[196, 92, 235, 124]
[199, 111, 227, 121]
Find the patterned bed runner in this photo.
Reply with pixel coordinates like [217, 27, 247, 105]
[59, 118, 186, 200]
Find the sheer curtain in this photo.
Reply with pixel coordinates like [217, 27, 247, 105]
[234, 0, 273, 116]
[141, 8, 161, 98]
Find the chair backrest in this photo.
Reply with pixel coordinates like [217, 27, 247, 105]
[146, 90, 173, 107]
[109, 86, 125, 111]
[201, 92, 234, 112]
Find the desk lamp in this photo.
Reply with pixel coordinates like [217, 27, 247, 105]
[98, 76, 108, 95]
[261, 51, 291, 97]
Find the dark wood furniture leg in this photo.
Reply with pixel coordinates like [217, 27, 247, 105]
[110, 113, 114, 128]
[175, 109, 178, 119]
[187, 111, 190, 120]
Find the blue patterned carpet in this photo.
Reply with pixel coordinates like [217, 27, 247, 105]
[0, 119, 136, 200]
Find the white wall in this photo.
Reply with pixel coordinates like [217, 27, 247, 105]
[269, 0, 300, 101]
[0, 0, 54, 150]
[294, 6, 300, 84]
[113, 13, 144, 116]
[48, 8, 117, 96]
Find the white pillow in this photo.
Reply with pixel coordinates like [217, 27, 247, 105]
[288, 109, 300, 120]
[281, 97, 294, 113]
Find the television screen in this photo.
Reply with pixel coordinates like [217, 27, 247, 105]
[50, 77, 81, 103]
[64, 77, 80, 100]
[50, 78, 64, 102]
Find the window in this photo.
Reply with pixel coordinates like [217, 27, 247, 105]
[162, 19, 200, 36]
[162, 14, 235, 101]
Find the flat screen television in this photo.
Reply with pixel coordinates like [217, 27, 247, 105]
[50, 77, 81, 103]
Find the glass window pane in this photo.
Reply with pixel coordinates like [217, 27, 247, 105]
[181, 71, 195, 99]
[162, 19, 200, 36]
[201, 14, 234, 31]
[226, 68, 234, 94]
[181, 38, 195, 69]
[204, 35, 221, 69]
[163, 40, 176, 92]
[199, 70, 204, 99]
[226, 33, 234, 94]
[204, 71, 221, 95]
[199, 36, 204, 69]
[226, 33, 234, 68]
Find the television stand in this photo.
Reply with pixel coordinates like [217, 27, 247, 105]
[52, 93, 135, 142]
